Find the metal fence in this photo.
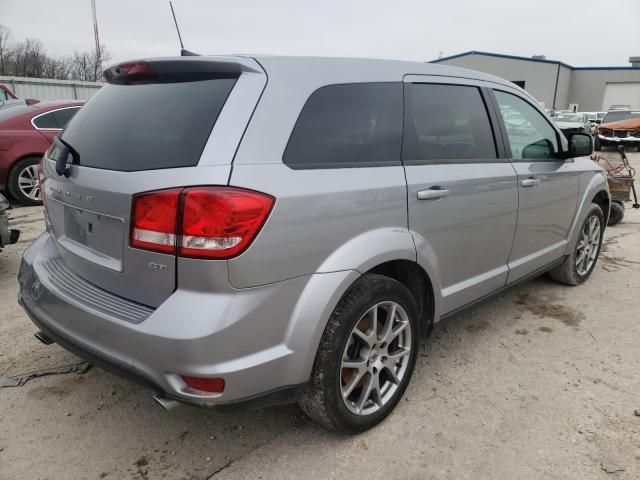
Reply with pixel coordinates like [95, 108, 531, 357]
[0, 76, 102, 101]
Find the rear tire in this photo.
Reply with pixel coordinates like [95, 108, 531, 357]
[299, 273, 420, 433]
[549, 203, 604, 285]
[8, 156, 42, 206]
[608, 201, 625, 226]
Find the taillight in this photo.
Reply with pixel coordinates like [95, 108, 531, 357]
[130, 187, 274, 259]
[179, 187, 274, 259]
[130, 189, 181, 254]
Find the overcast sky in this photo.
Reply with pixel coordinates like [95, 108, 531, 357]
[3, 0, 640, 67]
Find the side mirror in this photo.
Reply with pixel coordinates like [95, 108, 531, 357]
[566, 132, 593, 158]
[522, 138, 554, 159]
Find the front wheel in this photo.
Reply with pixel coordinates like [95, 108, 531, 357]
[299, 274, 420, 433]
[549, 203, 604, 285]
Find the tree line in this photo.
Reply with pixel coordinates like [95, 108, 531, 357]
[0, 25, 111, 82]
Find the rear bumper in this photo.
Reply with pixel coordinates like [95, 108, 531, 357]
[18, 232, 353, 408]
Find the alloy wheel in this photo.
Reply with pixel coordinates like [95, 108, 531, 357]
[340, 301, 412, 416]
[576, 215, 601, 276]
[17, 164, 40, 201]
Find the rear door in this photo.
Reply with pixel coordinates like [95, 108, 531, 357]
[489, 87, 581, 282]
[42, 57, 266, 307]
[403, 76, 518, 314]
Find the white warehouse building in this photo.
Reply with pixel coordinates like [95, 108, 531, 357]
[432, 51, 640, 112]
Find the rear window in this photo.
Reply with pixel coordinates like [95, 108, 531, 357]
[60, 78, 237, 171]
[283, 83, 403, 169]
[33, 107, 80, 129]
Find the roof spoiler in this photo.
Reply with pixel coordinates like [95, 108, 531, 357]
[103, 57, 263, 85]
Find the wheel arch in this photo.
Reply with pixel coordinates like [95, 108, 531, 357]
[564, 173, 609, 256]
[367, 259, 435, 335]
[592, 189, 611, 225]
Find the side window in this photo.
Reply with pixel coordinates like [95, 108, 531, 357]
[402, 83, 497, 163]
[53, 107, 80, 129]
[32, 111, 59, 129]
[283, 83, 403, 168]
[494, 90, 559, 160]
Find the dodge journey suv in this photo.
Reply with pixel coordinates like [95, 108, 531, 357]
[18, 56, 609, 433]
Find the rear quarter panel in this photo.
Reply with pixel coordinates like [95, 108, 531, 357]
[0, 129, 50, 188]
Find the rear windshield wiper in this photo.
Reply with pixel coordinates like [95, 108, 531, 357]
[51, 137, 80, 177]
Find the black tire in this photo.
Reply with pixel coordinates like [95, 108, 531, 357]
[8, 156, 42, 206]
[299, 273, 420, 433]
[594, 136, 602, 151]
[549, 203, 604, 286]
[608, 201, 625, 226]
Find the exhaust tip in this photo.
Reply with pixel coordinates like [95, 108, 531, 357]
[152, 394, 180, 411]
[34, 331, 55, 345]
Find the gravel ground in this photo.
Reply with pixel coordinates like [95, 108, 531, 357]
[1, 151, 639, 480]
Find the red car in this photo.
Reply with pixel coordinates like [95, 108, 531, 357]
[0, 100, 83, 205]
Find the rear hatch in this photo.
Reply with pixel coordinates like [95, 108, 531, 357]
[41, 56, 266, 307]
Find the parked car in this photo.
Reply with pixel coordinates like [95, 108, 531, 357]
[586, 112, 607, 131]
[18, 56, 609, 433]
[0, 100, 83, 205]
[0, 84, 40, 108]
[595, 109, 640, 151]
[553, 112, 591, 135]
[0, 84, 18, 102]
[0, 193, 19, 250]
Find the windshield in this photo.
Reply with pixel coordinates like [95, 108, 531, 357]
[603, 111, 640, 124]
[555, 114, 583, 122]
[60, 78, 237, 171]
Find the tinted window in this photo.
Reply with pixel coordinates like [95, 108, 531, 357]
[53, 107, 79, 128]
[61, 78, 237, 171]
[283, 83, 403, 168]
[494, 90, 558, 160]
[33, 111, 59, 129]
[403, 84, 497, 162]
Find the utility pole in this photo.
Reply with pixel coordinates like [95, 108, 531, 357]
[91, 0, 101, 75]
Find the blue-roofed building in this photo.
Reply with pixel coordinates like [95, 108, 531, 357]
[431, 51, 640, 111]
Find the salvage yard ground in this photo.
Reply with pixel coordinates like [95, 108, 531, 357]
[1, 151, 639, 480]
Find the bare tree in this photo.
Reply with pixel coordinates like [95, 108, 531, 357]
[0, 25, 11, 75]
[0, 25, 110, 81]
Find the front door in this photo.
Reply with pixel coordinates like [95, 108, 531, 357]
[403, 78, 518, 314]
[491, 88, 581, 282]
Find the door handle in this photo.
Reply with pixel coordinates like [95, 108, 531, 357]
[521, 178, 540, 188]
[417, 188, 450, 200]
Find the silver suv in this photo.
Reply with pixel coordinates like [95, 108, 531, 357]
[18, 56, 609, 433]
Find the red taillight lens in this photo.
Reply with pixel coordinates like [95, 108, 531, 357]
[179, 187, 274, 259]
[181, 376, 225, 394]
[130, 189, 181, 254]
[130, 187, 273, 259]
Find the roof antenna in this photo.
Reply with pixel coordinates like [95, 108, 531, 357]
[169, 1, 199, 56]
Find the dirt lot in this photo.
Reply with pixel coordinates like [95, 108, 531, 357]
[1, 151, 639, 480]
